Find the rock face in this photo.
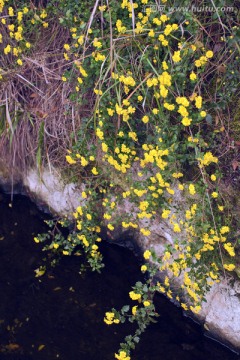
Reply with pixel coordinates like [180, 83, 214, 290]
[23, 169, 84, 215]
[201, 280, 240, 351]
[0, 166, 240, 353]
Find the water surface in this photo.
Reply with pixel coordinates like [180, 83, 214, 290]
[0, 190, 239, 360]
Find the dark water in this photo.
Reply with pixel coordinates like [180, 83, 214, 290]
[0, 190, 239, 360]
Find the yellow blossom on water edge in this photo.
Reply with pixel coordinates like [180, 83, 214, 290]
[107, 224, 114, 231]
[132, 306, 137, 315]
[143, 249, 151, 260]
[115, 350, 130, 360]
[53, 243, 59, 249]
[34, 237, 39, 243]
[141, 265, 147, 272]
[129, 291, 141, 301]
[143, 300, 151, 307]
[63, 250, 69, 255]
[35, 266, 46, 277]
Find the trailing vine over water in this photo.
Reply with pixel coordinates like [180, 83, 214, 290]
[0, 0, 239, 358]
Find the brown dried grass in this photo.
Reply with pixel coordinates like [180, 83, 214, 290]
[0, 22, 94, 175]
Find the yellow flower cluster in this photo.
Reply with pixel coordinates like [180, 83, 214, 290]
[104, 312, 120, 325]
[115, 351, 130, 360]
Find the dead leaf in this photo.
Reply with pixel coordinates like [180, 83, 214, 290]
[47, 275, 55, 279]
[5, 343, 20, 351]
[232, 159, 239, 171]
[38, 344, 45, 351]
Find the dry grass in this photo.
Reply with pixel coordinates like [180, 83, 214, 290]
[0, 22, 93, 175]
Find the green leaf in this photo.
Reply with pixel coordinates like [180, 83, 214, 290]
[121, 305, 130, 313]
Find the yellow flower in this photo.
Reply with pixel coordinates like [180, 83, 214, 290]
[195, 96, 202, 109]
[34, 237, 39, 243]
[210, 174, 216, 181]
[224, 243, 235, 257]
[86, 214, 92, 220]
[143, 300, 151, 307]
[91, 167, 98, 175]
[223, 264, 235, 271]
[107, 224, 114, 231]
[64, 43, 70, 51]
[81, 191, 87, 198]
[140, 228, 151, 236]
[129, 291, 141, 301]
[200, 110, 207, 117]
[172, 50, 181, 63]
[189, 184, 196, 195]
[102, 143, 108, 152]
[115, 351, 130, 360]
[17, 59, 23, 66]
[190, 72, 197, 81]
[132, 306, 137, 315]
[198, 152, 218, 167]
[178, 184, 184, 191]
[53, 243, 59, 249]
[142, 115, 149, 124]
[206, 50, 214, 58]
[211, 192, 218, 198]
[181, 117, 192, 126]
[66, 155, 76, 164]
[143, 250, 151, 260]
[141, 265, 147, 272]
[173, 223, 181, 232]
[63, 250, 69, 255]
[4, 45, 11, 55]
[99, 5, 106, 11]
[220, 226, 230, 234]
